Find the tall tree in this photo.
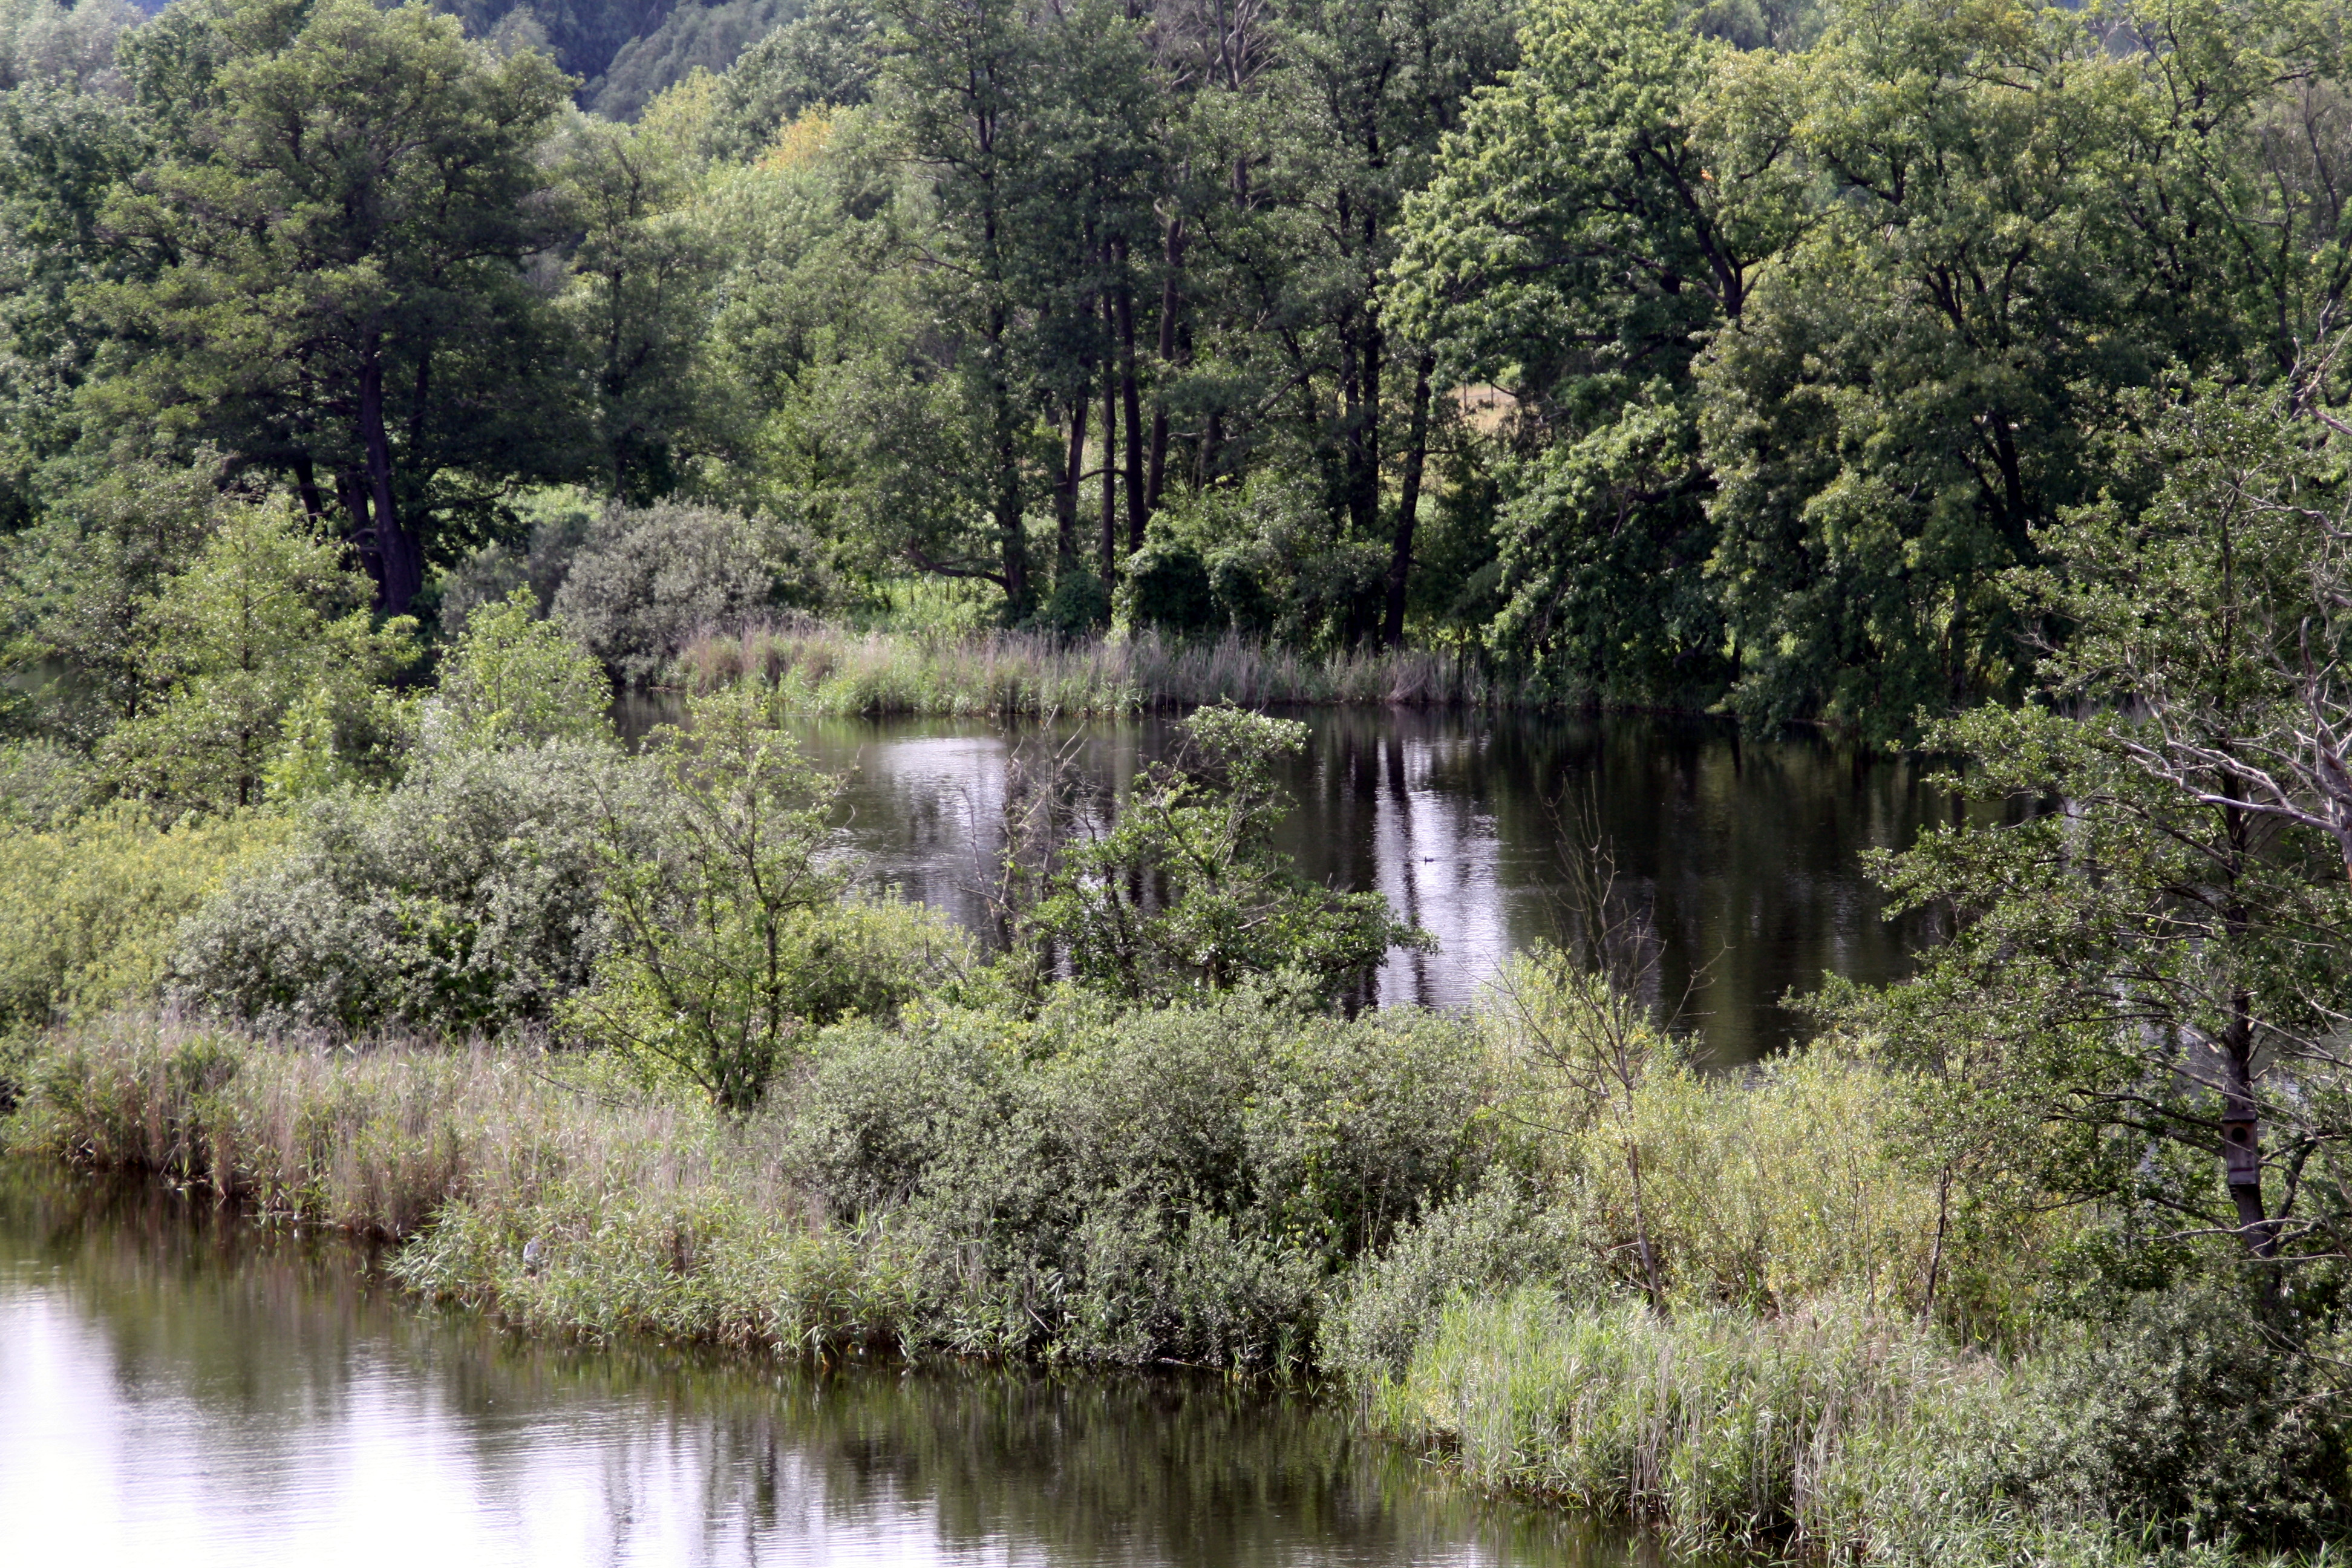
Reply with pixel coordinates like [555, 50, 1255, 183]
[87, 0, 570, 614]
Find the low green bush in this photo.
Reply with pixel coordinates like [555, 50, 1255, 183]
[171, 738, 635, 1035]
[1322, 1182, 1609, 1380]
[0, 803, 292, 1036]
[1999, 1282, 2352, 1547]
[785, 985, 1497, 1368]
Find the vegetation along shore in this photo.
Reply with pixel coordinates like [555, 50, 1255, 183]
[3, 0, 2351, 1559]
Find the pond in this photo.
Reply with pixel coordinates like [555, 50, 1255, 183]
[0, 1164, 1685, 1567]
[723, 708, 1958, 1064]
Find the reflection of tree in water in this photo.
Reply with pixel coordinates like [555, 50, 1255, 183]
[1, 1166, 1678, 1567]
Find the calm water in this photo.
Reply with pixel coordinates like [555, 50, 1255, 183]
[0, 1165, 1677, 1567]
[733, 709, 1955, 1063]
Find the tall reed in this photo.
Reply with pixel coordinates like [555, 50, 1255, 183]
[665, 623, 1530, 715]
[4, 1013, 918, 1351]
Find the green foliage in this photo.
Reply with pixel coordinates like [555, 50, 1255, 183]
[93, 0, 572, 612]
[1323, 1181, 1606, 1380]
[432, 589, 613, 748]
[0, 737, 88, 828]
[99, 494, 416, 811]
[0, 803, 291, 1036]
[1112, 537, 1215, 634]
[786, 985, 1496, 1368]
[705, 0, 877, 155]
[586, 0, 797, 122]
[1025, 704, 1431, 1003]
[569, 687, 964, 1110]
[171, 735, 629, 1034]
[1836, 368, 2352, 1272]
[2005, 1282, 2351, 1547]
[552, 498, 829, 682]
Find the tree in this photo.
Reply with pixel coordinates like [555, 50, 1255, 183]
[99, 491, 416, 810]
[1027, 704, 1431, 1003]
[88, 0, 571, 613]
[572, 687, 958, 1111]
[1844, 362, 2352, 1272]
[558, 77, 728, 503]
[1388, 0, 1799, 698]
[1697, 0, 2342, 741]
[431, 588, 613, 749]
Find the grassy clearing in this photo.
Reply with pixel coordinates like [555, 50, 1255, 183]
[667, 623, 1517, 715]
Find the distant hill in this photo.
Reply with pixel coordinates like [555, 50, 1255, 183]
[585, 0, 797, 120]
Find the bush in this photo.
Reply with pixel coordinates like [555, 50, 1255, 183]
[0, 803, 292, 1036]
[1323, 1182, 1608, 1380]
[566, 688, 967, 1110]
[554, 499, 828, 682]
[171, 739, 635, 1035]
[2002, 1282, 2351, 1547]
[0, 739, 93, 829]
[432, 589, 613, 748]
[1374, 1287, 2005, 1555]
[1025, 705, 1431, 1004]
[784, 987, 1497, 1369]
[1114, 540, 1216, 634]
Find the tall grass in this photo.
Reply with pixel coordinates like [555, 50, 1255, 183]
[1372, 1290, 2300, 1568]
[4, 1013, 917, 1351]
[667, 623, 1523, 715]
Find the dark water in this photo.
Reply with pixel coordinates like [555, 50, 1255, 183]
[0, 1165, 1674, 1567]
[715, 708, 1955, 1063]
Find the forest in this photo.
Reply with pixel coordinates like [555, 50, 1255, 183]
[2, 0, 2352, 1560]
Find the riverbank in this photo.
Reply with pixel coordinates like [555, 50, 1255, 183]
[1, 1008, 2328, 1567]
[666, 624, 1526, 716]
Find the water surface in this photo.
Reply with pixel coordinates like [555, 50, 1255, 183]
[746, 709, 1955, 1063]
[0, 1165, 1676, 1567]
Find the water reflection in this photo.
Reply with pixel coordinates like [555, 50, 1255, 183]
[736, 710, 1952, 1063]
[0, 1166, 1685, 1567]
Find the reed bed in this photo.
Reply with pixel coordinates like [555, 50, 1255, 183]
[666, 623, 1524, 715]
[5, 1013, 917, 1351]
[1368, 1290, 2292, 1568]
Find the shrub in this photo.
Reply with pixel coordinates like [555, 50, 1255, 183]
[1024, 705, 1431, 1004]
[1114, 540, 1217, 634]
[554, 499, 828, 682]
[2001, 1282, 2352, 1547]
[0, 738, 93, 829]
[0, 803, 292, 1036]
[1373, 1287, 2005, 1555]
[100, 495, 416, 811]
[785, 987, 1497, 1369]
[566, 688, 967, 1111]
[432, 589, 613, 748]
[172, 739, 635, 1035]
[1322, 1182, 1609, 1380]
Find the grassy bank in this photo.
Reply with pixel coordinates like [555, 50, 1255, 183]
[3, 1007, 2333, 1566]
[667, 624, 1520, 715]
[7, 1013, 917, 1350]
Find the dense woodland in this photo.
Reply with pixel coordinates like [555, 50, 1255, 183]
[0, 0, 2344, 741]
[4, 0, 2352, 1561]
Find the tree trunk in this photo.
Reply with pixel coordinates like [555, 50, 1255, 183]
[1145, 214, 1184, 512]
[358, 345, 423, 615]
[1102, 290, 1120, 584]
[291, 454, 326, 525]
[2221, 1008, 2276, 1258]
[1354, 313, 1383, 542]
[1114, 250, 1146, 555]
[1057, 391, 1087, 571]
[1380, 351, 1436, 650]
